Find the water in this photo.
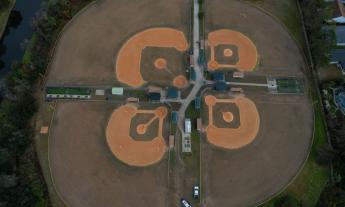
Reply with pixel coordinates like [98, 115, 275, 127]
[0, 0, 43, 79]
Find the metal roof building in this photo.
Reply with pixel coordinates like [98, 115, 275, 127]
[330, 49, 345, 63]
[336, 26, 345, 46]
[167, 87, 178, 99]
[148, 92, 161, 101]
[194, 97, 201, 109]
[214, 81, 227, 91]
[182, 134, 192, 153]
[185, 118, 192, 134]
[213, 72, 225, 81]
[111, 87, 124, 95]
[171, 111, 178, 124]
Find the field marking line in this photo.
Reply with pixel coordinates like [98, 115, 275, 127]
[47, 101, 70, 207]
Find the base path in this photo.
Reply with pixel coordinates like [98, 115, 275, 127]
[116, 28, 189, 88]
[207, 29, 258, 71]
[106, 104, 168, 167]
[204, 95, 260, 149]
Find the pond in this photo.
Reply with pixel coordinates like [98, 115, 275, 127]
[0, 0, 43, 79]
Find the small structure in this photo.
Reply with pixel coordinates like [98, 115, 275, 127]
[185, 118, 192, 134]
[194, 97, 201, 109]
[333, 87, 345, 115]
[146, 85, 162, 93]
[324, 100, 331, 111]
[126, 97, 139, 103]
[95, 89, 105, 96]
[335, 26, 345, 46]
[329, 0, 345, 23]
[213, 72, 225, 81]
[190, 68, 196, 81]
[40, 126, 49, 134]
[169, 135, 175, 149]
[233, 71, 244, 78]
[231, 87, 243, 93]
[166, 87, 179, 99]
[111, 87, 124, 95]
[171, 111, 178, 124]
[330, 49, 345, 74]
[214, 81, 227, 91]
[267, 77, 278, 93]
[182, 134, 192, 153]
[200, 39, 205, 50]
[190, 54, 194, 67]
[148, 92, 161, 101]
[197, 118, 202, 132]
[46, 87, 91, 100]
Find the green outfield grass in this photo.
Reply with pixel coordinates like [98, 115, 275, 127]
[0, 0, 16, 39]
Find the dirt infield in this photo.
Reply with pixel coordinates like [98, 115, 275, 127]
[116, 28, 189, 88]
[204, 95, 260, 149]
[46, 0, 190, 86]
[49, 102, 169, 207]
[207, 29, 258, 71]
[106, 104, 168, 166]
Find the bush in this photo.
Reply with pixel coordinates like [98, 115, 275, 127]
[300, 0, 335, 67]
[0, 0, 10, 11]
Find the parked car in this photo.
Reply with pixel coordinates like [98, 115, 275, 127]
[181, 198, 192, 207]
[193, 185, 200, 199]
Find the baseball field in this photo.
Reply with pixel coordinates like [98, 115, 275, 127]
[46, 0, 190, 87]
[201, 0, 313, 206]
[49, 102, 170, 206]
[43, 0, 314, 206]
[46, 0, 190, 206]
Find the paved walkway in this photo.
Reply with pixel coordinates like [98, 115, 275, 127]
[226, 81, 268, 87]
[176, 0, 204, 152]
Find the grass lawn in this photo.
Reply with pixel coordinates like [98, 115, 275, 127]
[0, 0, 16, 39]
[242, 0, 330, 206]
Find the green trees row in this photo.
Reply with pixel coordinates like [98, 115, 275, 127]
[317, 82, 345, 206]
[300, 0, 335, 67]
[0, 0, 11, 11]
[0, 0, 92, 206]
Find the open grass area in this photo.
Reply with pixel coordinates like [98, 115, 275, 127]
[243, 0, 330, 206]
[0, 0, 16, 39]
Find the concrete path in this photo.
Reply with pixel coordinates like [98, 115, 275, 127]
[176, 0, 204, 154]
[226, 81, 268, 87]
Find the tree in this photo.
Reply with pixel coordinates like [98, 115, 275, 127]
[301, 0, 335, 67]
[274, 195, 300, 207]
[0, 0, 10, 11]
[316, 145, 337, 166]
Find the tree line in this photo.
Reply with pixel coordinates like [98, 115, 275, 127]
[0, 0, 11, 11]
[300, 0, 335, 67]
[317, 81, 345, 207]
[0, 0, 93, 206]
